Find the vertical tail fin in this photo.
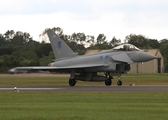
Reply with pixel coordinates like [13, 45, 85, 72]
[46, 29, 78, 60]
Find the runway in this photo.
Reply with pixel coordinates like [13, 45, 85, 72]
[0, 86, 168, 92]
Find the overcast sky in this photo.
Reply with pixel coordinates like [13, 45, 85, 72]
[0, 0, 168, 42]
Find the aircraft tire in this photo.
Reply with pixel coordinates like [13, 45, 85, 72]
[69, 79, 76, 86]
[105, 78, 112, 86]
[117, 80, 122, 86]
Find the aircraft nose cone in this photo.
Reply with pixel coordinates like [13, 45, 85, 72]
[139, 52, 157, 62]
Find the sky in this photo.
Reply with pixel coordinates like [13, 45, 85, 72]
[0, 0, 168, 42]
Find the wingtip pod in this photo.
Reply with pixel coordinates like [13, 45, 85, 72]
[46, 29, 78, 60]
[8, 67, 28, 74]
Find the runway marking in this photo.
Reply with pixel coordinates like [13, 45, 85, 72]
[0, 86, 168, 92]
[0, 87, 64, 91]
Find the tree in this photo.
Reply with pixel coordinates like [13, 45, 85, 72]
[0, 45, 15, 56]
[125, 34, 149, 48]
[23, 32, 32, 43]
[71, 32, 77, 42]
[76, 33, 86, 45]
[160, 39, 168, 45]
[39, 51, 55, 66]
[4, 30, 15, 41]
[52, 27, 63, 36]
[61, 35, 71, 44]
[68, 41, 86, 55]
[109, 36, 121, 47]
[20, 51, 40, 66]
[71, 32, 86, 45]
[159, 43, 168, 72]
[0, 34, 6, 46]
[86, 35, 95, 47]
[96, 34, 106, 44]
[148, 39, 160, 49]
[10, 31, 32, 46]
[34, 42, 52, 58]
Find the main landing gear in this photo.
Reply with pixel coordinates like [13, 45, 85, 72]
[68, 70, 123, 86]
[105, 78, 112, 86]
[69, 79, 76, 86]
[104, 72, 113, 86]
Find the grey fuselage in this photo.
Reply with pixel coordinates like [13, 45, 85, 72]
[50, 49, 155, 73]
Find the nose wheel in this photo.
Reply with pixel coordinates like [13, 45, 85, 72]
[117, 80, 122, 86]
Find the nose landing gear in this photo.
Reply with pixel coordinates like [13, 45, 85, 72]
[117, 73, 122, 86]
[117, 80, 122, 86]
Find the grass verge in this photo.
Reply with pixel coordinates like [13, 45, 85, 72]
[0, 73, 168, 86]
[0, 92, 168, 120]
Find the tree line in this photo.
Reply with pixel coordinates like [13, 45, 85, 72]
[0, 27, 168, 73]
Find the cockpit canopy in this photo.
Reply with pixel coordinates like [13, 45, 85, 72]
[113, 44, 140, 51]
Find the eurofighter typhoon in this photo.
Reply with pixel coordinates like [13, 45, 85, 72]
[11, 29, 156, 86]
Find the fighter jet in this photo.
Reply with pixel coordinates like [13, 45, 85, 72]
[13, 29, 156, 86]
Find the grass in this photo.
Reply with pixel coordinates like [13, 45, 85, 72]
[0, 73, 168, 86]
[0, 92, 168, 120]
[0, 74, 168, 120]
[123, 73, 168, 85]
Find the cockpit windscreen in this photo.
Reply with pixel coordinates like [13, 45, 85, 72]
[113, 44, 140, 51]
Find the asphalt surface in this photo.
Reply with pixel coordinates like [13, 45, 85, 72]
[0, 86, 168, 92]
